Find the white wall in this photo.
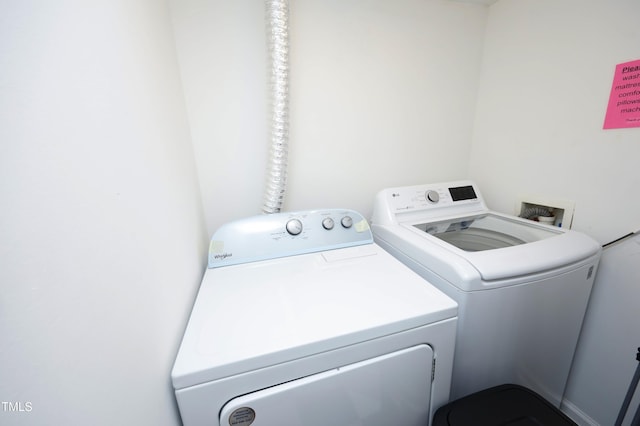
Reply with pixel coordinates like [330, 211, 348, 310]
[169, 0, 269, 236]
[170, 0, 489, 236]
[469, 1, 640, 425]
[469, 0, 640, 245]
[563, 235, 640, 426]
[0, 1, 207, 425]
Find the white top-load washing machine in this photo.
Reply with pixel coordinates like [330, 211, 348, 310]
[370, 181, 601, 408]
[172, 209, 457, 426]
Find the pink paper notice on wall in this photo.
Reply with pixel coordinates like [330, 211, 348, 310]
[603, 59, 640, 129]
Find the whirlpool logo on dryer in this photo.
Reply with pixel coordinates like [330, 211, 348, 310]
[213, 252, 233, 260]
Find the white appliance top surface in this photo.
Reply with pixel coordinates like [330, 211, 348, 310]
[371, 181, 602, 285]
[172, 243, 457, 390]
[412, 213, 561, 250]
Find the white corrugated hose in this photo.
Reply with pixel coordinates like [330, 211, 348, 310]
[262, 0, 290, 214]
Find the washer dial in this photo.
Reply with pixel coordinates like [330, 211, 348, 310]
[341, 216, 353, 228]
[426, 190, 440, 203]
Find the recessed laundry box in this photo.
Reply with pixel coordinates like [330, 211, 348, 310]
[172, 209, 458, 426]
[370, 181, 601, 407]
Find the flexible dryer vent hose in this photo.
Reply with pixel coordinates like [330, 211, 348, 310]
[262, 0, 290, 214]
[519, 206, 552, 220]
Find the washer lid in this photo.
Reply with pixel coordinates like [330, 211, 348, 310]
[372, 215, 600, 289]
[171, 243, 457, 390]
[413, 213, 559, 252]
[405, 212, 600, 282]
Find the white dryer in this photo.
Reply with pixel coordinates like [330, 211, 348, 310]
[172, 209, 457, 426]
[370, 181, 601, 408]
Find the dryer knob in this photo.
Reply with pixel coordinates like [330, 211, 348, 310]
[341, 216, 353, 229]
[426, 190, 440, 203]
[322, 217, 335, 230]
[285, 218, 303, 235]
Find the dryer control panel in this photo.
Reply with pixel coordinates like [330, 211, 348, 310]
[208, 209, 373, 268]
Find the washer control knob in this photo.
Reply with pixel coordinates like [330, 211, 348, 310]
[341, 216, 353, 229]
[322, 217, 335, 230]
[285, 218, 303, 235]
[426, 190, 440, 203]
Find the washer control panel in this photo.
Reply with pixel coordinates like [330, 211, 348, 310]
[390, 185, 478, 211]
[371, 180, 489, 225]
[383, 182, 482, 213]
[208, 209, 372, 268]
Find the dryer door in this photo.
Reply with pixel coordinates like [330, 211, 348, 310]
[219, 345, 434, 426]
